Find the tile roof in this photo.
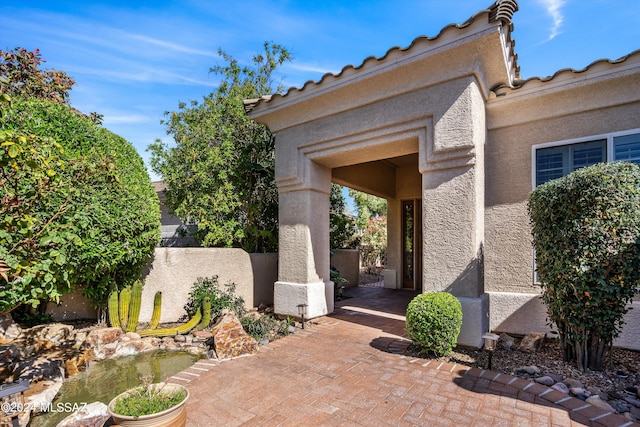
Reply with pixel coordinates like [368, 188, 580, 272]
[245, 0, 519, 114]
[491, 49, 640, 96]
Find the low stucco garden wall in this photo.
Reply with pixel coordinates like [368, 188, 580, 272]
[330, 249, 360, 287]
[488, 292, 640, 351]
[47, 248, 278, 323]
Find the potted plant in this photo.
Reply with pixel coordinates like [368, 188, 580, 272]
[107, 376, 189, 427]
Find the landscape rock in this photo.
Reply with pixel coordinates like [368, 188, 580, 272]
[123, 331, 141, 340]
[631, 406, 640, 420]
[535, 376, 555, 386]
[193, 330, 213, 340]
[11, 356, 64, 382]
[518, 332, 546, 351]
[25, 323, 75, 346]
[211, 312, 258, 359]
[86, 328, 122, 360]
[587, 386, 608, 400]
[26, 380, 62, 413]
[551, 382, 569, 394]
[56, 401, 110, 427]
[610, 400, 630, 413]
[563, 378, 583, 389]
[498, 333, 516, 350]
[543, 372, 563, 382]
[517, 365, 541, 376]
[63, 347, 92, 376]
[114, 339, 158, 357]
[570, 387, 590, 400]
[624, 397, 640, 408]
[0, 313, 23, 341]
[586, 396, 616, 412]
[0, 344, 22, 364]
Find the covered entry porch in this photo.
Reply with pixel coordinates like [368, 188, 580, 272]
[246, 1, 519, 348]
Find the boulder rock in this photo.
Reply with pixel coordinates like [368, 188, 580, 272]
[624, 397, 640, 408]
[24, 323, 75, 346]
[26, 380, 62, 414]
[551, 382, 569, 394]
[211, 312, 258, 359]
[570, 387, 591, 400]
[86, 328, 122, 360]
[0, 313, 23, 341]
[56, 401, 110, 427]
[517, 365, 541, 376]
[518, 332, 546, 351]
[0, 344, 21, 364]
[114, 339, 158, 357]
[586, 396, 616, 412]
[563, 378, 583, 389]
[535, 376, 556, 386]
[63, 348, 92, 376]
[498, 333, 516, 350]
[11, 356, 64, 382]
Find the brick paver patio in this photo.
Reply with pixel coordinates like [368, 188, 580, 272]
[172, 287, 635, 426]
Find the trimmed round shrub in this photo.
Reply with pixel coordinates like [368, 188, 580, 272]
[405, 292, 462, 356]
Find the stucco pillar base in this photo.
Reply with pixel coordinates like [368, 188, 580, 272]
[457, 294, 489, 349]
[274, 280, 334, 319]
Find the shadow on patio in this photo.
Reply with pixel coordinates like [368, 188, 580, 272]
[330, 286, 419, 338]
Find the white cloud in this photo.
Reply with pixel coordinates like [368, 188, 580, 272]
[539, 0, 565, 41]
[125, 34, 216, 57]
[288, 63, 336, 75]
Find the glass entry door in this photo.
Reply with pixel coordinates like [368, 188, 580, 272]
[402, 199, 422, 290]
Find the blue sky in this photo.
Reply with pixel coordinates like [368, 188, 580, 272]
[2, 1, 639, 181]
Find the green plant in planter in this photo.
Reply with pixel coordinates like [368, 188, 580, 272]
[109, 375, 188, 424]
[406, 292, 462, 357]
[113, 384, 186, 417]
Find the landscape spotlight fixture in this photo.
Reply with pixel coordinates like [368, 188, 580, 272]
[482, 333, 500, 370]
[297, 304, 307, 329]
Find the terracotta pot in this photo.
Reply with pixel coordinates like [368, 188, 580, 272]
[107, 382, 189, 427]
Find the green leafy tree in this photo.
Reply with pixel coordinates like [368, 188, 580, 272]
[149, 42, 291, 253]
[1, 47, 74, 106]
[361, 215, 387, 269]
[528, 162, 640, 371]
[1, 97, 160, 311]
[348, 189, 387, 232]
[330, 184, 358, 249]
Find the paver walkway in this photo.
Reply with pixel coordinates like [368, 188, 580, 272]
[174, 287, 635, 426]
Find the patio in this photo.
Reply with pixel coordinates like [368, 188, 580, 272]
[170, 287, 631, 426]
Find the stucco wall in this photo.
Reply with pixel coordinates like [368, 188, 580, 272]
[484, 72, 640, 349]
[47, 248, 278, 323]
[46, 288, 98, 321]
[330, 249, 360, 287]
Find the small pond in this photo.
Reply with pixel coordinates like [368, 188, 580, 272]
[29, 349, 201, 427]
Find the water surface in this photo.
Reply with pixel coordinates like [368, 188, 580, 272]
[30, 349, 201, 427]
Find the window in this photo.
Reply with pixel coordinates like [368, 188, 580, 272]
[533, 129, 640, 187]
[531, 129, 640, 282]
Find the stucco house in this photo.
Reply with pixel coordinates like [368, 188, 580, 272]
[245, 0, 640, 349]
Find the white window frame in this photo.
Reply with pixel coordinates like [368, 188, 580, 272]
[530, 128, 640, 283]
[531, 128, 640, 189]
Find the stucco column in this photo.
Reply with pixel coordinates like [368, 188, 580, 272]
[274, 158, 333, 319]
[420, 79, 488, 347]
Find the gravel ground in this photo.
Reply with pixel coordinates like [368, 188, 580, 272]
[410, 335, 640, 417]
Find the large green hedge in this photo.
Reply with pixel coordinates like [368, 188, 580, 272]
[1, 98, 160, 309]
[528, 161, 640, 371]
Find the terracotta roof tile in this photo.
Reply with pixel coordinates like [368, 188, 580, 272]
[491, 49, 640, 95]
[245, 0, 519, 113]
